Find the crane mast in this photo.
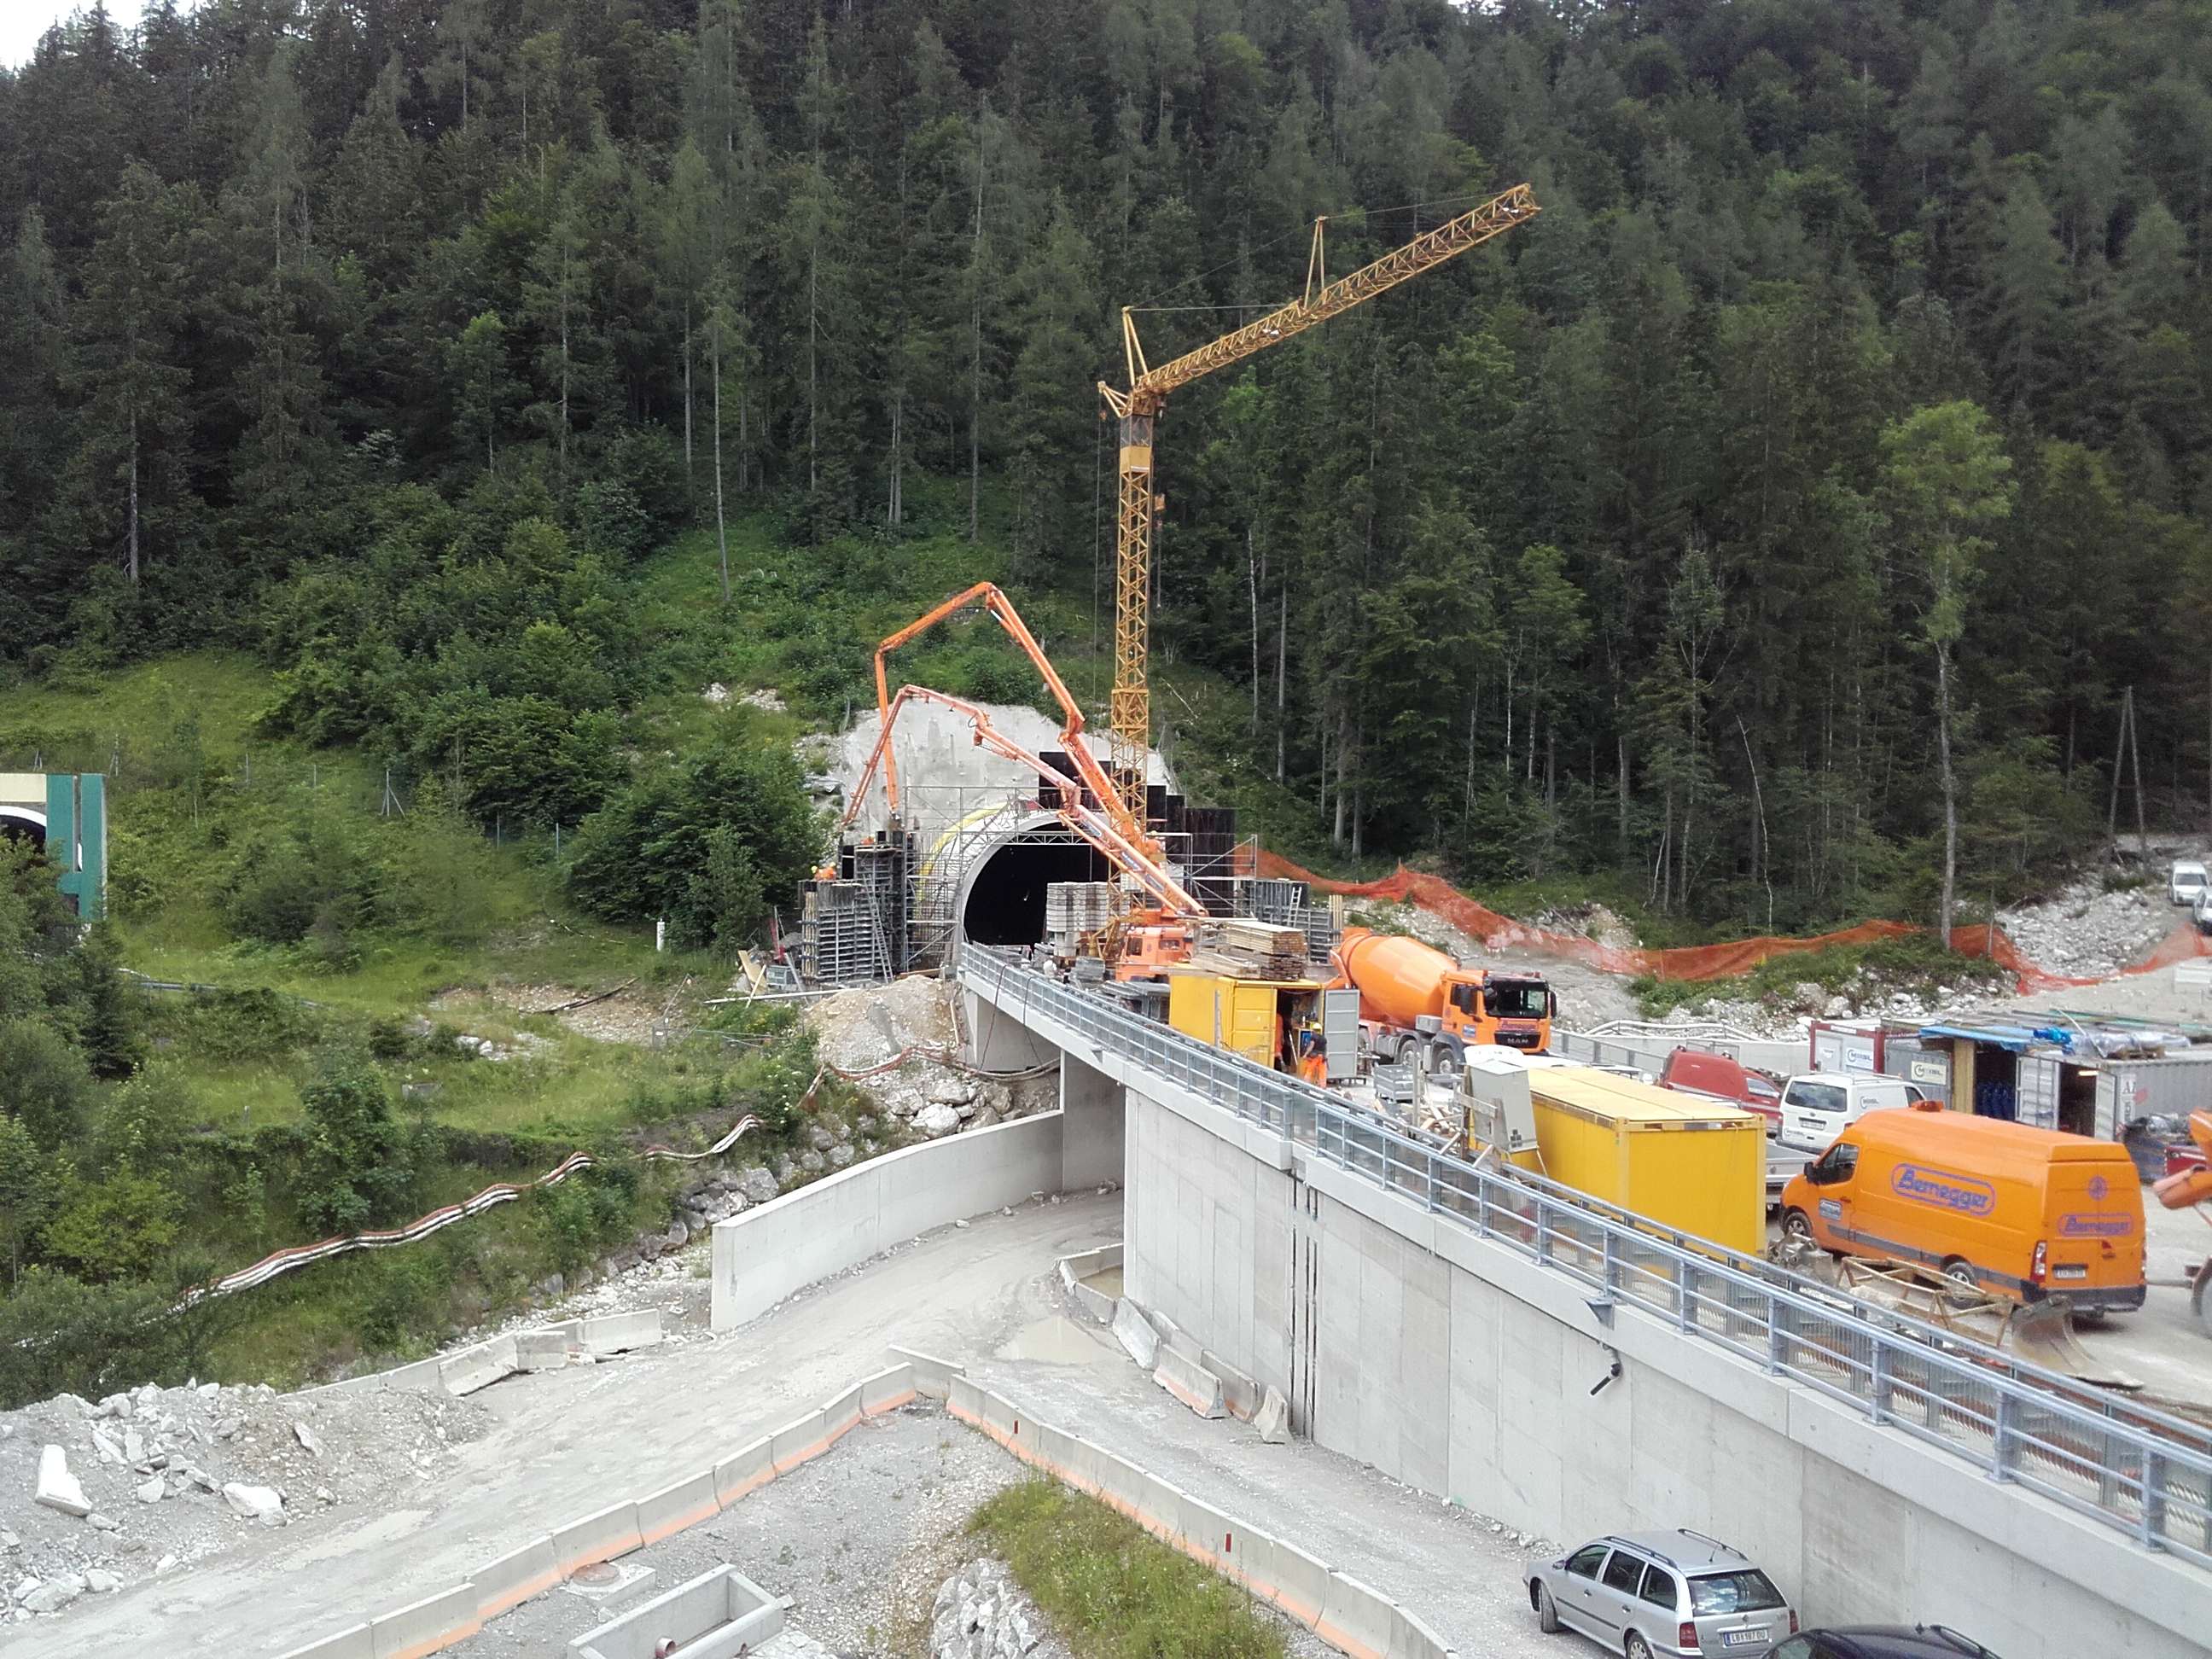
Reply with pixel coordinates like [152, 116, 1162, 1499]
[1097, 183, 1540, 829]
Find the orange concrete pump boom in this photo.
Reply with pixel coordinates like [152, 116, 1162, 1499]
[1097, 183, 1540, 826]
[869, 581, 1136, 850]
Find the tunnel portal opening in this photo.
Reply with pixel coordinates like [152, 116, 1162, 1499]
[0, 809, 45, 853]
[960, 835, 1109, 946]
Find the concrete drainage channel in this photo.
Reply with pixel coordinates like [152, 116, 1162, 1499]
[276, 1346, 1455, 1659]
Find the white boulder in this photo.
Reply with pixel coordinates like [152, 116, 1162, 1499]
[221, 1482, 284, 1522]
[34, 1447, 90, 1517]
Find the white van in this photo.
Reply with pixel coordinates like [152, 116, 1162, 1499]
[1775, 1071, 1914, 1153]
[2171, 861, 2209, 907]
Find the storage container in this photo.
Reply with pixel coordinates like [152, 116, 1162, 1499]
[1525, 1067, 1767, 1254]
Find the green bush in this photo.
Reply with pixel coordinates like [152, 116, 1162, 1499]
[969, 1478, 1284, 1659]
[297, 1048, 412, 1235]
[0, 1020, 93, 1149]
[567, 725, 822, 949]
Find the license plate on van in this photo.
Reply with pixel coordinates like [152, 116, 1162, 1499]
[2053, 1264, 2088, 1280]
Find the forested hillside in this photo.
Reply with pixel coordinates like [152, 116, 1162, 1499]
[3, 0, 2209, 933]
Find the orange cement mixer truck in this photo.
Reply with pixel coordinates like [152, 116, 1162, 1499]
[1328, 927, 1553, 1074]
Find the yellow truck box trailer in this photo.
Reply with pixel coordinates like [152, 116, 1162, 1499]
[1167, 973, 1324, 1070]
[1526, 1066, 1767, 1254]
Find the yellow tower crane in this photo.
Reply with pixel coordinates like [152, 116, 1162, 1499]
[1097, 183, 1540, 833]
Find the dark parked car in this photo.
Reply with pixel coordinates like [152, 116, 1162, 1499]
[1770, 1628, 2000, 1659]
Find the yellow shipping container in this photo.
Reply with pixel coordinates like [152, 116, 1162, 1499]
[1525, 1065, 1766, 1254]
[1167, 974, 1322, 1068]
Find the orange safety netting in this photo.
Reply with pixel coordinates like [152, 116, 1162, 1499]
[1256, 851, 2212, 992]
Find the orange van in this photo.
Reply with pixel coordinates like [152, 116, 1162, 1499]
[1779, 1109, 2145, 1311]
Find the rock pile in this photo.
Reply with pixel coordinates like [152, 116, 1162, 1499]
[1, 1378, 491, 1624]
[928, 1558, 1070, 1659]
[1999, 875, 2187, 981]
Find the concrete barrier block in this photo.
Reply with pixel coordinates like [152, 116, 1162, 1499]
[369, 1581, 480, 1659]
[1389, 1601, 1456, 1659]
[1069, 1278, 1116, 1323]
[1317, 1570, 1399, 1659]
[1266, 1538, 1334, 1629]
[1089, 1446, 1150, 1522]
[819, 1382, 865, 1443]
[1029, 1418, 1076, 1477]
[637, 1470, 719, 1545]
[276, 1622, 374, 1659]
[515, 1324, 580, 1371]
[975, 1385, 1021, 1441]
[1175, 1493, 1236, 1570]
[1152, 1347, 1225, 1418]
[1202, 1349, 1260, 1420]
[947, 1372, 988, 1424]
[439, 1336, 519, 1398]
[1227, 1524, 1278, 1598]
[1053, 1435, 1110, 1499]
[474, 1534, 558, 1619]
[579, 1309, 661, 1354]
[1110, 1299, 1159, 1369]
[713, 1436, 774, 1508]
[887, 1345, 963, 1399]
[552, 1501, 643, 1574]
[769, 1409, 830, 1473]
[860, 1363, 917, 1415]
[1132, 1470, 1186, 1544]
[320, 1355, 443, 1396]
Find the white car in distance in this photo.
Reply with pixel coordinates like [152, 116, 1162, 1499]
[2170, 861, 2208, 908]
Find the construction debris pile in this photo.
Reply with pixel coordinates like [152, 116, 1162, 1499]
[1, 1379, 492, 1620]
[1998, 875, 2192, 980]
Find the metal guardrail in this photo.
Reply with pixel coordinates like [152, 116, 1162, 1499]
[959, 951, 2212, 1570]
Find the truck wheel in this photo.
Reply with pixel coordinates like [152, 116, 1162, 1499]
[1941, 1258, 1981, 1292]
[1430, 1045, 1462, 1079]
[1781, 1208, 1814, 1246]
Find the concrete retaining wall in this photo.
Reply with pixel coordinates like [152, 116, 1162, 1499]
[948, 1375, 1453, 1659]
[1118, 1074, 2212, 1659]
[275, 1361, 920, 1659]
[710, 1113, 1068, 1331]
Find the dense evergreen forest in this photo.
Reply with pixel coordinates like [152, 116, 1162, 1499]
[3, 0, 2210, 934]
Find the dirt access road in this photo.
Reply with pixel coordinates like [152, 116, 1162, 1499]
[11, 1195, 1569, 1659]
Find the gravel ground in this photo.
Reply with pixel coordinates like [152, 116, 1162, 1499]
[440, 1400, 1334, 1659]
[0, 1380, 494, 1621]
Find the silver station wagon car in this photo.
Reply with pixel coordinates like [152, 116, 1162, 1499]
[1528, 1529, 1798, 1658]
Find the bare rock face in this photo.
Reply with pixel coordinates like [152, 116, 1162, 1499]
[929, 1559, 1068, 1659]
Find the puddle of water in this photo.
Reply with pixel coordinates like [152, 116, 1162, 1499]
[1080, 1266, 1125, 1300]
[997, 1315, 1120, 1365]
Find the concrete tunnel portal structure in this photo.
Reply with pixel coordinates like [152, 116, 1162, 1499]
[953, 824, 1109, 948]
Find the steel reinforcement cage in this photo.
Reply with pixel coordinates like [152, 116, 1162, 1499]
[957, 949, 2212, 1570]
